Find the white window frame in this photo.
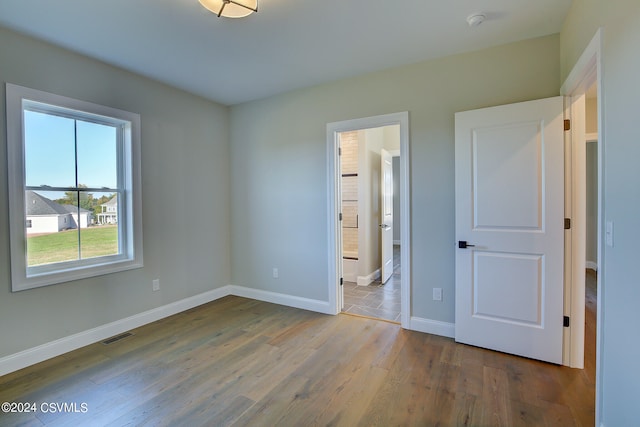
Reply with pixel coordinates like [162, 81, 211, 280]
[6, 83, 143, 291]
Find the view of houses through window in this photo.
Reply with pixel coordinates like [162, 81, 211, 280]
[7, 83, 142, 291]
[24, 108, 120, 267]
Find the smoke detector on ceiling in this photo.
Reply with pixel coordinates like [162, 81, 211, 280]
[466, 13, 486, 27]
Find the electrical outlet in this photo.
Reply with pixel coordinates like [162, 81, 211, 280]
[152, 279, 160, 291]
[272, 268, 279, 279]
[433, 287, 442, 301]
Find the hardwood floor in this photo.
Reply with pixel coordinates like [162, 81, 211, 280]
[1, 286, 595, 426]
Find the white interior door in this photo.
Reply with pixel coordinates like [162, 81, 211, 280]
[380, 148, 393, 284]
[454, 96, 564, 364]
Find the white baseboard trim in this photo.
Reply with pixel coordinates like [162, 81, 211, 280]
[343, 272, 357, 283]
[357, 268, 380, 286]
[586, 261, 598, 271]
[0, 286, 232, 377]
[409, 316, 455, 338]
[228, 285, 332, 315]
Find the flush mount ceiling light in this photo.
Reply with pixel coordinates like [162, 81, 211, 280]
[199, 0, 258, 18]
[466, 13, 486, 27]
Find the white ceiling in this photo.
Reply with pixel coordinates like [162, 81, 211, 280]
[0, 0, 572, 106]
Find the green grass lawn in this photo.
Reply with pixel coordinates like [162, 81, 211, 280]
[27, 225, 119, 266]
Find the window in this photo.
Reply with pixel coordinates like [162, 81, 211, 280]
[6, 83, 143, 291]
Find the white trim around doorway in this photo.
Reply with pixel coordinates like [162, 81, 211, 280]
[326, 112, 410, 328]
[560, 27, 603, 425]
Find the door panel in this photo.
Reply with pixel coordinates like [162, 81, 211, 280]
[380, 149, 393, 284]
[455, 96, 564, 364]
[474, 252, 542, 325]
[473, 122, 542, 229]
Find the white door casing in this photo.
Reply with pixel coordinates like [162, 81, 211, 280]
[380, 148, 393, 284]
[326, 112, 410, 328]
[454, 96, 564, 364]
[337, 136, 345, 311]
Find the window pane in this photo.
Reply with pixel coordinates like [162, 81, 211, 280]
[76, 121, 118, 189]
[7, 84, 142, 290]
[26, 190, 80, 266]
[24, 110, 76, 188]
[81, 192, 119, 259]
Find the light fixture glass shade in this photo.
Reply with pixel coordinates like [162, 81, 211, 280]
[199, 0, 258, 18]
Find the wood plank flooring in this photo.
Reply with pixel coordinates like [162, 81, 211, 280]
[0, 280, 596, 426]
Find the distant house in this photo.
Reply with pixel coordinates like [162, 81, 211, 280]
[62, 204, 92, 229]
[97, 196, 117, 225]
[25, 191, 92, 234]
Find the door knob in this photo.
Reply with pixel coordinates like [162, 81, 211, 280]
[458, 240, 475, 249]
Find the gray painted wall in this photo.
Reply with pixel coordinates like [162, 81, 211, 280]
[230, 34, 560, 323]
[0, 27, 231, 358]
[561, 0, 640, 424]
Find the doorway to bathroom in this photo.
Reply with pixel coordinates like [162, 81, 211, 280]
[326, 112, 410, 326]
[339, 128, 400, 321]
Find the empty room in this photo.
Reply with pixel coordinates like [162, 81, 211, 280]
[1, 1, 639, 426]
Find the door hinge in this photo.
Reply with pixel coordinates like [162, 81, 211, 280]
[339, 212, 343, 221]
[340, 277, 344, 286]
[564, 218, 571, 229]
[338, 147, 342, 156]
[563, 316, 570, 327]
[564, 119, 571, 131]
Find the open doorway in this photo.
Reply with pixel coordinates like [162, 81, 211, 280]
[326, 112, 410, 328]
[584, 82, 598, 376]
[337, 127, 401, 322]
[561, 29, 602, 370]
[560, 27, 602, 421]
